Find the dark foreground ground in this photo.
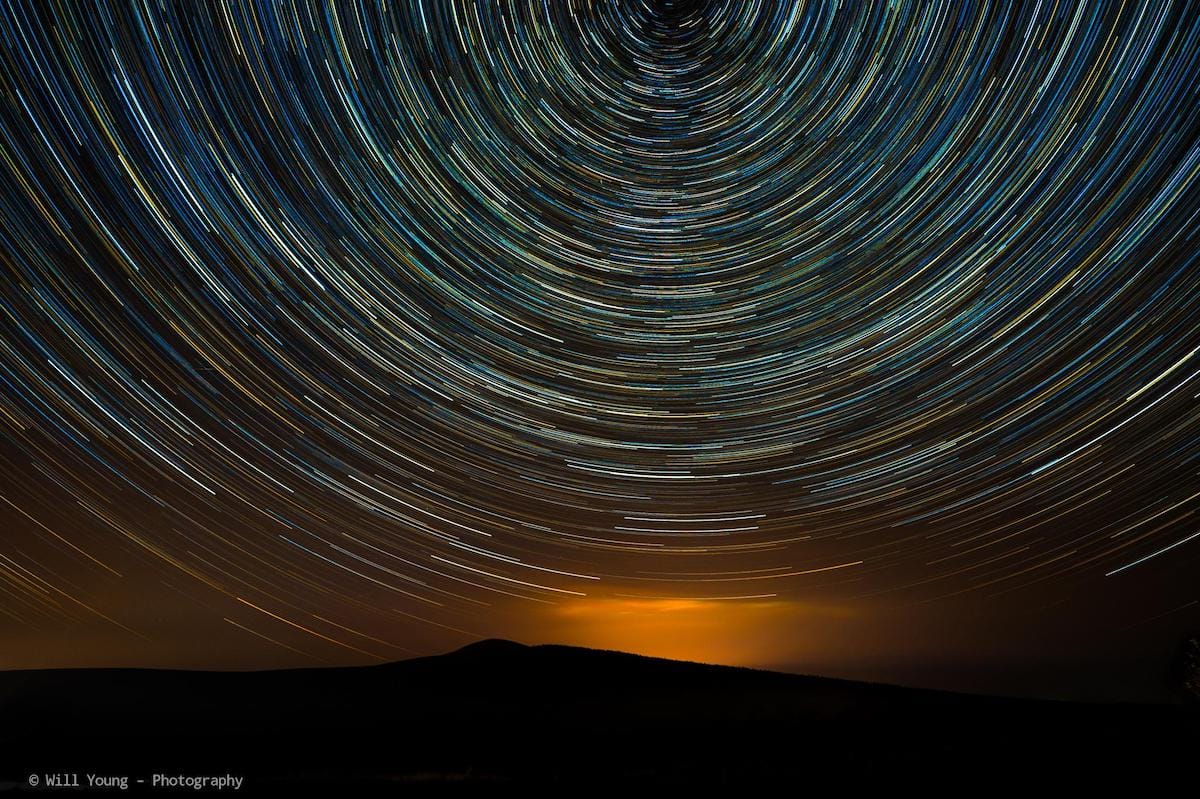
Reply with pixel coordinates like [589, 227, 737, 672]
[1, 639, 1196, 791]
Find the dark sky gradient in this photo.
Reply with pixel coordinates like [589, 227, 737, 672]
[2, 0, 1200, 702]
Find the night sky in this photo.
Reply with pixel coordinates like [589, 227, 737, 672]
[2, 0, 1199, 702]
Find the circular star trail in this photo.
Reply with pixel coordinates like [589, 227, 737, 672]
[1, 0, 1199, 660]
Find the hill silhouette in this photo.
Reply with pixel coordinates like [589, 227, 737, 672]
[1, 640, 1196, 788]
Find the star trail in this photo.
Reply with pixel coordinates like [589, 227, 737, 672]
[1, 0, 1199, 678]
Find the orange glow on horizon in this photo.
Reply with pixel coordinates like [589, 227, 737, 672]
[527, 597, 856, 668]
